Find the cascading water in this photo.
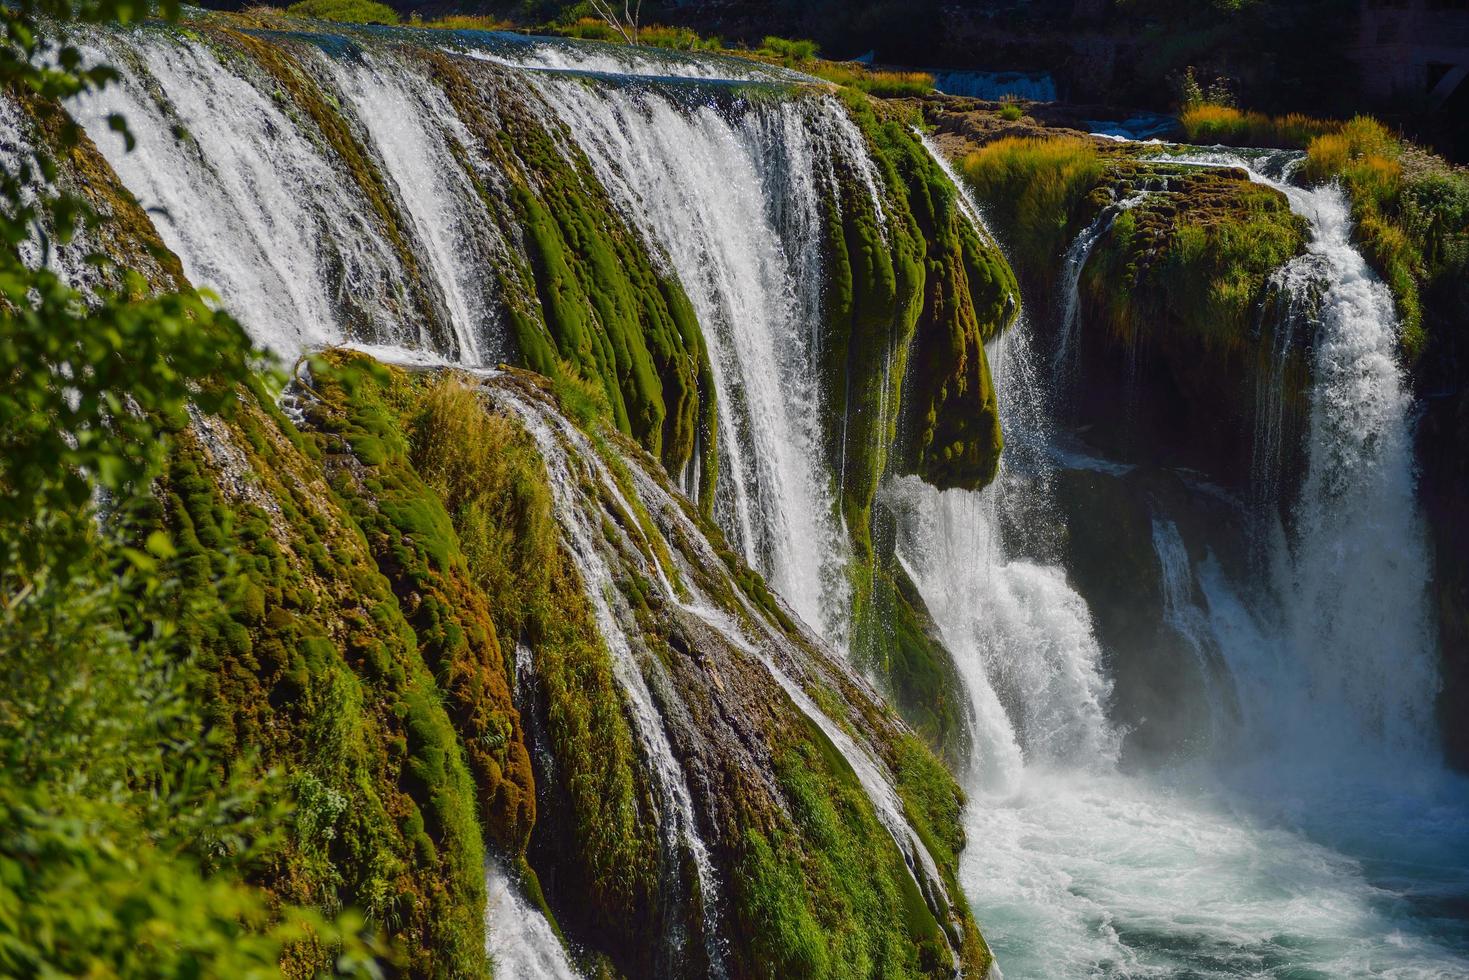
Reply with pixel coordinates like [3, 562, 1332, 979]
[484, 860, 583, 980]
[497, 386, 727, 977]
[527, 76, 865, 648]
[1164, 148, 1439, 756]
[888, 140, 1469, 975]
[1052, 191, 1151, 384]
[67, 31, 455, 359]
[493, 374, 972, 973]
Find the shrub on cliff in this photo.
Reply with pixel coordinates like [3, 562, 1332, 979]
[1304, 116, 1468, 357]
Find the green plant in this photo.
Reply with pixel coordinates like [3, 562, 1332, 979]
[998, 97, 1023, 122]
[285, 0, 398, 23]
[0, 0, 388, 972]
[960, 136, 1105, 276]
[760, 34, 818, 62]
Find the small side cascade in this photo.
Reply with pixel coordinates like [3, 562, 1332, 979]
[1248, 253, 1325, 555]
[1052, 191, 1151, 385]
[484, 860, 583, 980]
[1149, 516, 1229, 742]
[495, 385, 727, 978]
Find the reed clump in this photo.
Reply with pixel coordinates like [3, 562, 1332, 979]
[284, 0, 396, 24]
[960, 136, 1104, 274]
[1179, 103, 1334, 149]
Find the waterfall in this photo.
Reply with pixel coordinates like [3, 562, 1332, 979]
[492, 374, 972, 971]
[42, 17, 1468, 973]
[321, 50, 510, 366]
[1052, 192, 1151, 384]
[1163, 149, 1438, 757]
[1281, 184, 1437, 753]
[526, 76, 864, 649]
[1149, 516, 1231, 742]
[931, 70, 1057, 102]
[496, 385, 727, 977]
[484, 860, 583, 980]
[67, 31, 452, 360]
[1249, 254, 1322, 545]
[63, 22, 880, 652]
[893, 139, 1469, 975]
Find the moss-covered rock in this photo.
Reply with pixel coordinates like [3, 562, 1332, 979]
[153, 381, 493, 977]
[823, 94, 1018, 562]
[821, 96, 1017, 758]
[1069, 165, 1310, 490]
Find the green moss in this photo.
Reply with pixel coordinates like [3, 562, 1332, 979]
[317, 357, 662, 963]
[306, 356, 537, 859]
[826, 94, 1015, 756]
[154, 376, 492, 977]
[1082, 167, 1306, 355]
[730, 727, 955, 979]
[422, 51, 717, 487]
[850, 561, 971, 766]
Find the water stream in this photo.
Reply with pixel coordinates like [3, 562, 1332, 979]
[881, 146, 1469, 977]
[44, 23, 1469, 975]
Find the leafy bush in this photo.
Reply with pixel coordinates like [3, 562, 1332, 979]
[0, 0, 387, 972]
[998, 97, 1023, 121]
[286, 0, 397, 24]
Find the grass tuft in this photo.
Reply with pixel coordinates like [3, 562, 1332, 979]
[960, 136, 1104, 274]
[284, 0, 396, 24]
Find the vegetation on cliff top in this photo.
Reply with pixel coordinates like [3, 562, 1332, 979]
[959, 135, 1105, 282]
[1182, 102, 1468, 360]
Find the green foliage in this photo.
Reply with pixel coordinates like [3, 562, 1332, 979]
[759, 35, 818, 62]
[1083, 168, 1306, 351]
[0, 790, 377, 979]
[285, 0, 398, 24]
[806, 62, 935, 98]
[960, 136, 1105, 279]
[1173, 101, 1464, 361]
[997, 101, 1023, 122]
[731, 731, 955, 978]
[157, 377, 490, 976]
[1300, 116, 1469, 357]
[0, 0, 373, 972]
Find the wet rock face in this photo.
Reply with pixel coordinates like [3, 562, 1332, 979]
[1419, 385, 1469, 770]
[1047, 445, 1257, 765]
[476, 368, 988, 979]
[198, 356, 989, 979]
